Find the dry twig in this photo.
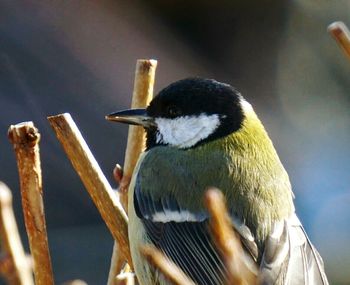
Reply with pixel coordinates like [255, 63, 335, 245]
[0, 182, 34, 285]
[47, 113, 132, 266]
[108, 241, 133, 285]
[328, 21, 350, 60]
[8, 122, 54, 285]
[119, 59, 157, 211]
[205, 188, 257, 285]
[140, 246, 196, 285]
[107, 242, 127, 285]
[108, 59, 157, 285]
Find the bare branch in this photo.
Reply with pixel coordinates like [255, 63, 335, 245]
[119, 59, 157, 211]
[107, 241, 129, 285]
[8, 122, 54, 285]
[47, 113, 132, 266]
[328, 21, 350, 60]
[108, 59, 157, 285]
[0, 182, 34, 285]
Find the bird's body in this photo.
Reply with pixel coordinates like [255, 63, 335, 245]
[107, 78, 329, 285]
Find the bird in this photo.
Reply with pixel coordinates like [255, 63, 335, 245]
[106, 78, 329, 285]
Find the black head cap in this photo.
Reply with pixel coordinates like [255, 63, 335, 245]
[146, 78, 245, 149]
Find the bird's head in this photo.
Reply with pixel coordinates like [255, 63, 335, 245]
[106, 78, 250, 150]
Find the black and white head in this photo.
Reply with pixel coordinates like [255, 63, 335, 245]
[107, 78, 250, 149]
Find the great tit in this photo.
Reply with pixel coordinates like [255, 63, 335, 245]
[106, 78, 329, 285]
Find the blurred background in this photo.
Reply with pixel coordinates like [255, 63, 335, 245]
[1, 0, 349, 284]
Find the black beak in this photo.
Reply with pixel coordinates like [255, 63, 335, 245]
[105, 108, 156, 128]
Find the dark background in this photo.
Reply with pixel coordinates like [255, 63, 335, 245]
[1, 1, 349, 284]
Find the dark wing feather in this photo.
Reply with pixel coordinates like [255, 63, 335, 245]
[143, 219, 228, 285]
[134, 182, 227, 285]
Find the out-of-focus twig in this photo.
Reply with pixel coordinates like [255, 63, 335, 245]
[107, 59, 157, 285]
[61, 280, 88, 285]
[47, 113, 132, 266]
[328, 21, 350, 60]
[108, 165, 126, 285]
[8, 122, 54, 285]
[107, 166, 127, 285]
[140, 246, 196, 285]
[108, 241, 133, 285]
[205, 188, 257, 285]
[115, 270, 135, 285]
[107, 242, 125, 285]
[0, 182, 34, 285]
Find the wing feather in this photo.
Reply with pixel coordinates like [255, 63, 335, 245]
[259, 214, 329, 285]
[142, 219, 227, 285]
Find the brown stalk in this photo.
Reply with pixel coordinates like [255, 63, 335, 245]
[119, 59, 157, 211]
[8, 122, 54, 285]
[140, 246, 196, 285]
[205, 188, 257, 285]
[328, 21, 350, 60]
[47, 113, 132, 266]
[108, 59, 157, 285]
[108, 241, 133, 285]
[107, 242, 126, 285]
[0, 182, 34, 285]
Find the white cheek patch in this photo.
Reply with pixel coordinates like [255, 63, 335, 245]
[155, 113, 220, 148]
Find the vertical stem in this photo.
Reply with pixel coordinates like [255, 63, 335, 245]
[119, 59, 157, 211]
[107, 242, 125, 285]
[8, 122, 54, 285]
[107, 59, 157, 285]
[0, 182, 34, 285]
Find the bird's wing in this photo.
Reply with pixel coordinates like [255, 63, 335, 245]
[132, 148, 259, 285]
[133, 149, 327, 285]
[259, 214, 329, 285]
[134, 184, 226, 285]
[134, 179, 261, 285]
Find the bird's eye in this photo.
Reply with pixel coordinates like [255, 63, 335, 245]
[167, 105, 181, 117]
